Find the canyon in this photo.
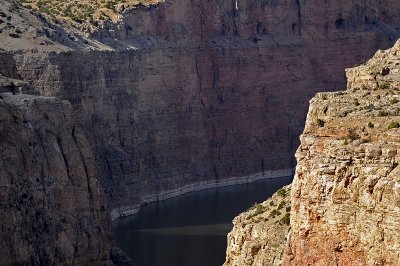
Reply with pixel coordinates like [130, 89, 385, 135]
[1, 0, 400, 264]
[225, 38, 400, 265]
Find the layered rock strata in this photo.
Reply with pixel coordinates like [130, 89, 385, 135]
[224, 185, 291, 266]
[2, 0, 400, 264]
[286, 39, 400, 266]
[2, 0, 400, 217]
[0, 90, 116, 265]
[225, 39, 400, 266]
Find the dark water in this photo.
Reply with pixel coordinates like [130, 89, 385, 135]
[114, 176, 292, 266]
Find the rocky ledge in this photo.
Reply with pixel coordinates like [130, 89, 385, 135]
[225, 40, 400, 265]
[224, 185, 291, 266]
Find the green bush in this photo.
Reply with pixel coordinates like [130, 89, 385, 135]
[378, 110, 388, 117]
[280, 213, 290, 225]
[388, 121, 400, 130]
[277, 201, 286, 210]
[277, 188, 287, 197]
[270, 209, 281, 218]
[380, 81, 390, 90]
[317, 118, 325, 127]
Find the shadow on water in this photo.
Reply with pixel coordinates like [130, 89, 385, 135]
[114, 176, 292, 266]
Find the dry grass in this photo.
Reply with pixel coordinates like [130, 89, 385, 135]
[18, 0, 160, 31]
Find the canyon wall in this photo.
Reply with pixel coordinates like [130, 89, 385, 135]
[2, 0, 400, 217]
[0, 90, 115, 265]
[2, 0, 400, 264]
[286, 39, 400, 265]
[225, 39, 400, 265]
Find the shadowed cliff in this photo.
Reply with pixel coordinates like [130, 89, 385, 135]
[1, 0, 400, 263]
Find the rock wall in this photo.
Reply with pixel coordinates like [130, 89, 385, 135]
[286, 40, 400, 265]
[224, 185, 291, 266]
[0, 91, 115, 265]
[224, 39, 400, 266]
[2, 0, 400, 217]
[2, 0, 400, 264]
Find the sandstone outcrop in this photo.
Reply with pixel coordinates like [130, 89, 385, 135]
[224, 185, 291, 266]
[286, 39, 400, 266]
[225, 39, 400, 266]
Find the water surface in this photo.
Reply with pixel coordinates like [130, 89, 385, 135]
[114, 176, 292, 266]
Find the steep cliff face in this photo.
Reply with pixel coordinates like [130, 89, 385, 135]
[225, 39, 400, 266]
[2, 0, 400, 217]
[286, 40, 400, 265]
[0, 90, 115, 265]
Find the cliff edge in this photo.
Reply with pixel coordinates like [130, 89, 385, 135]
[225, 39, 400, 266]
[287, 39, 400, 265]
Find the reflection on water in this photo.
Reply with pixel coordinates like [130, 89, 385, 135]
[114, 176, 292, 266]
[136, 224, 232, 236]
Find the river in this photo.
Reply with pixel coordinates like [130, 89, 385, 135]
[114, 176, 292, 266]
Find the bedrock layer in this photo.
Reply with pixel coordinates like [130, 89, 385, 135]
[2, 0, 400, 214]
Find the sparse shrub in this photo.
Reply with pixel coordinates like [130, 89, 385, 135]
[390, 98, 399, 105]
[280, 213, 290, 225]
[354, 99, 360, 106]
[277, 188, 287, 197]
[270, 209, 281, 218]
[8, 32, 20, 38]
[368, 122, 374, 128]
[247, 203, 265, 219]
[321, 94, 327, 100]
[317, 118, 325, 127]
[378, 110, 388, 117]
[344, 138, 349, 145]
[277, 201, 286, 210]
[347, 130, 360, 141]
[286, 206, 291, 212]
[377, 95, 381, 100]
[253, 203, 264, 216]
[388, 121, 400, 130]
[380, 81, 390, 90]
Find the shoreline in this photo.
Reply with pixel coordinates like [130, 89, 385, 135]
[111, 168, 295, 221]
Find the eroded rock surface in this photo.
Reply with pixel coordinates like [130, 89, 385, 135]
[286, 40, 400, 265]
[224, 185, 291, 266]
[2, 0, 400, 217]
[2, 0, 400, 264]
[0, 91, 118, 265]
